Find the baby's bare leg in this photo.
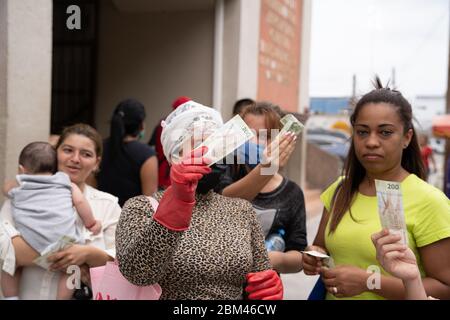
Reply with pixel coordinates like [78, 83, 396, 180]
[57, 273, 74, 300]
[1, 268, 21, 297]
[11, 236, 39, 267]
[1, 237, 38, 298]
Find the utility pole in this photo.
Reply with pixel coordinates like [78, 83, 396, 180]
[352, 74, 357, 98]
[445, 0, 450, 194]
[391, 67, 396, 88]
[349, 74, 357, 111]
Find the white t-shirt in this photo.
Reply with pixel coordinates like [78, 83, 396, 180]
[0, 185, 121, 299]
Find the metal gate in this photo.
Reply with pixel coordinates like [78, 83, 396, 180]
[51, 0, 98, 134]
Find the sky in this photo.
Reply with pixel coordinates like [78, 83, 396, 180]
[309, 0, 450, 99]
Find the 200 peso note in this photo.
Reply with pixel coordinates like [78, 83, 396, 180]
[195, 114, 254, 166]
[375, 180, 408, 245]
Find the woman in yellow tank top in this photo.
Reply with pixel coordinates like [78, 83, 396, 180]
[302, 77, 450, 300]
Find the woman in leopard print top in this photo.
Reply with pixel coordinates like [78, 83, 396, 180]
[115, 101, 276, 300]
[116, 191, 271, 299]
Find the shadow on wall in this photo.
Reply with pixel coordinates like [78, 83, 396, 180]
[306, 143, 341, 190]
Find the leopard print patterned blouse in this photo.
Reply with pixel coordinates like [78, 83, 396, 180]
[115, 190, 271, 300]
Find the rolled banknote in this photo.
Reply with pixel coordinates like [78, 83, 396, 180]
[279, 114, 304, 136]
[302, 250, 335, 268]
[33, 236, 76, 270]
[194, 114, 254, 166]
[375, 180, 408, 245]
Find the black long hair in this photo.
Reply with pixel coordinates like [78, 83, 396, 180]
[110, 99, 146, 161]
[328, 76, 425, 233]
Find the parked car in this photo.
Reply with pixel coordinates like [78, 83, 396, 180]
[307, 129, 350, 161]
[430, 138, 445, 154]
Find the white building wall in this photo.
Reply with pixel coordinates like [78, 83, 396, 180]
[0, 0, 53, 203]
[236, 0, 261, 107]
[94, 0, 215, 139]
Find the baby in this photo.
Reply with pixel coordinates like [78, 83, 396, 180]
[1, 142, 101, 300]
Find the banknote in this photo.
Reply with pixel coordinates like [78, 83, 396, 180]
[375, 180, 408, 245]
[302, 250, 335, 268]
[33, 236, 76, 270]
[194, 114, 254, 166]
[279, 114, 304, 136]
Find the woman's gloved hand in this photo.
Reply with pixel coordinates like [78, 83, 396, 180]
[169, 146, 211, 203]
[245, 270, 283, 300]
[153, 147, 211, 231]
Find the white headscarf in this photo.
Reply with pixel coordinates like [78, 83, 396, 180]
[160, 101, 223, 163]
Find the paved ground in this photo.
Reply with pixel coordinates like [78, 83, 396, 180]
[281, 214, 321, 300]
[428, 153, 445, 191]
[281, 188, 323, 300]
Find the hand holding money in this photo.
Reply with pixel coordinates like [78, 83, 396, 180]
[194, 115, 254, 167]
[303, 250, 335, 269]
[46, 242, 90, 272]
[260, 115, 302, 170]
[33, 236, 75, 270]
[371, 229, 420, 281]
[261, 132, 297, 171]
[302, 245, 329, 275]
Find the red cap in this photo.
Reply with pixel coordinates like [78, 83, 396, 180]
[172, 96, 191, 109]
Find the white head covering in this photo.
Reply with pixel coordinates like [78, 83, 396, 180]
[161, 101, 223, 163]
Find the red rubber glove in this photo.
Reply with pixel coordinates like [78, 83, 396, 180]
[153, 147, 211, 231]
[245, 270, 283, 300]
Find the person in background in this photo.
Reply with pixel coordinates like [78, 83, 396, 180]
[215, 100, 297, 201]
[1, 142, 101, 300]
[0, 124, 121, 299]
[233, 98, 255, 116]
[302, 77, 450, 300]
[419, 134, 437, 181]
[149, 96, 192, 190]
[116, 101, 283, 300]
[97, 99, 158, 206]
[241, 103, 306, 273]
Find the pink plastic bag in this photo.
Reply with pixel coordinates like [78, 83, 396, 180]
[90, 261, 162, 300]
[89, 197, 162, 300]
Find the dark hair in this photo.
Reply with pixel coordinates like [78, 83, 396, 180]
[329, 76, 426, 233]
[242, 101, 282, 139]
[233, 98, 255, 116]
[56, 123, 103, 158]
[110, 99, 146, 159]
[19, 142, 57, 174]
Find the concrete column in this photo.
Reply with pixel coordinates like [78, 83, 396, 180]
[0, 0, 53, 203]
[298, 0, 312, 114]
[220, 0, 242, 120]
[236, 0, 260, 104]
[217, 0, 261, 121]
